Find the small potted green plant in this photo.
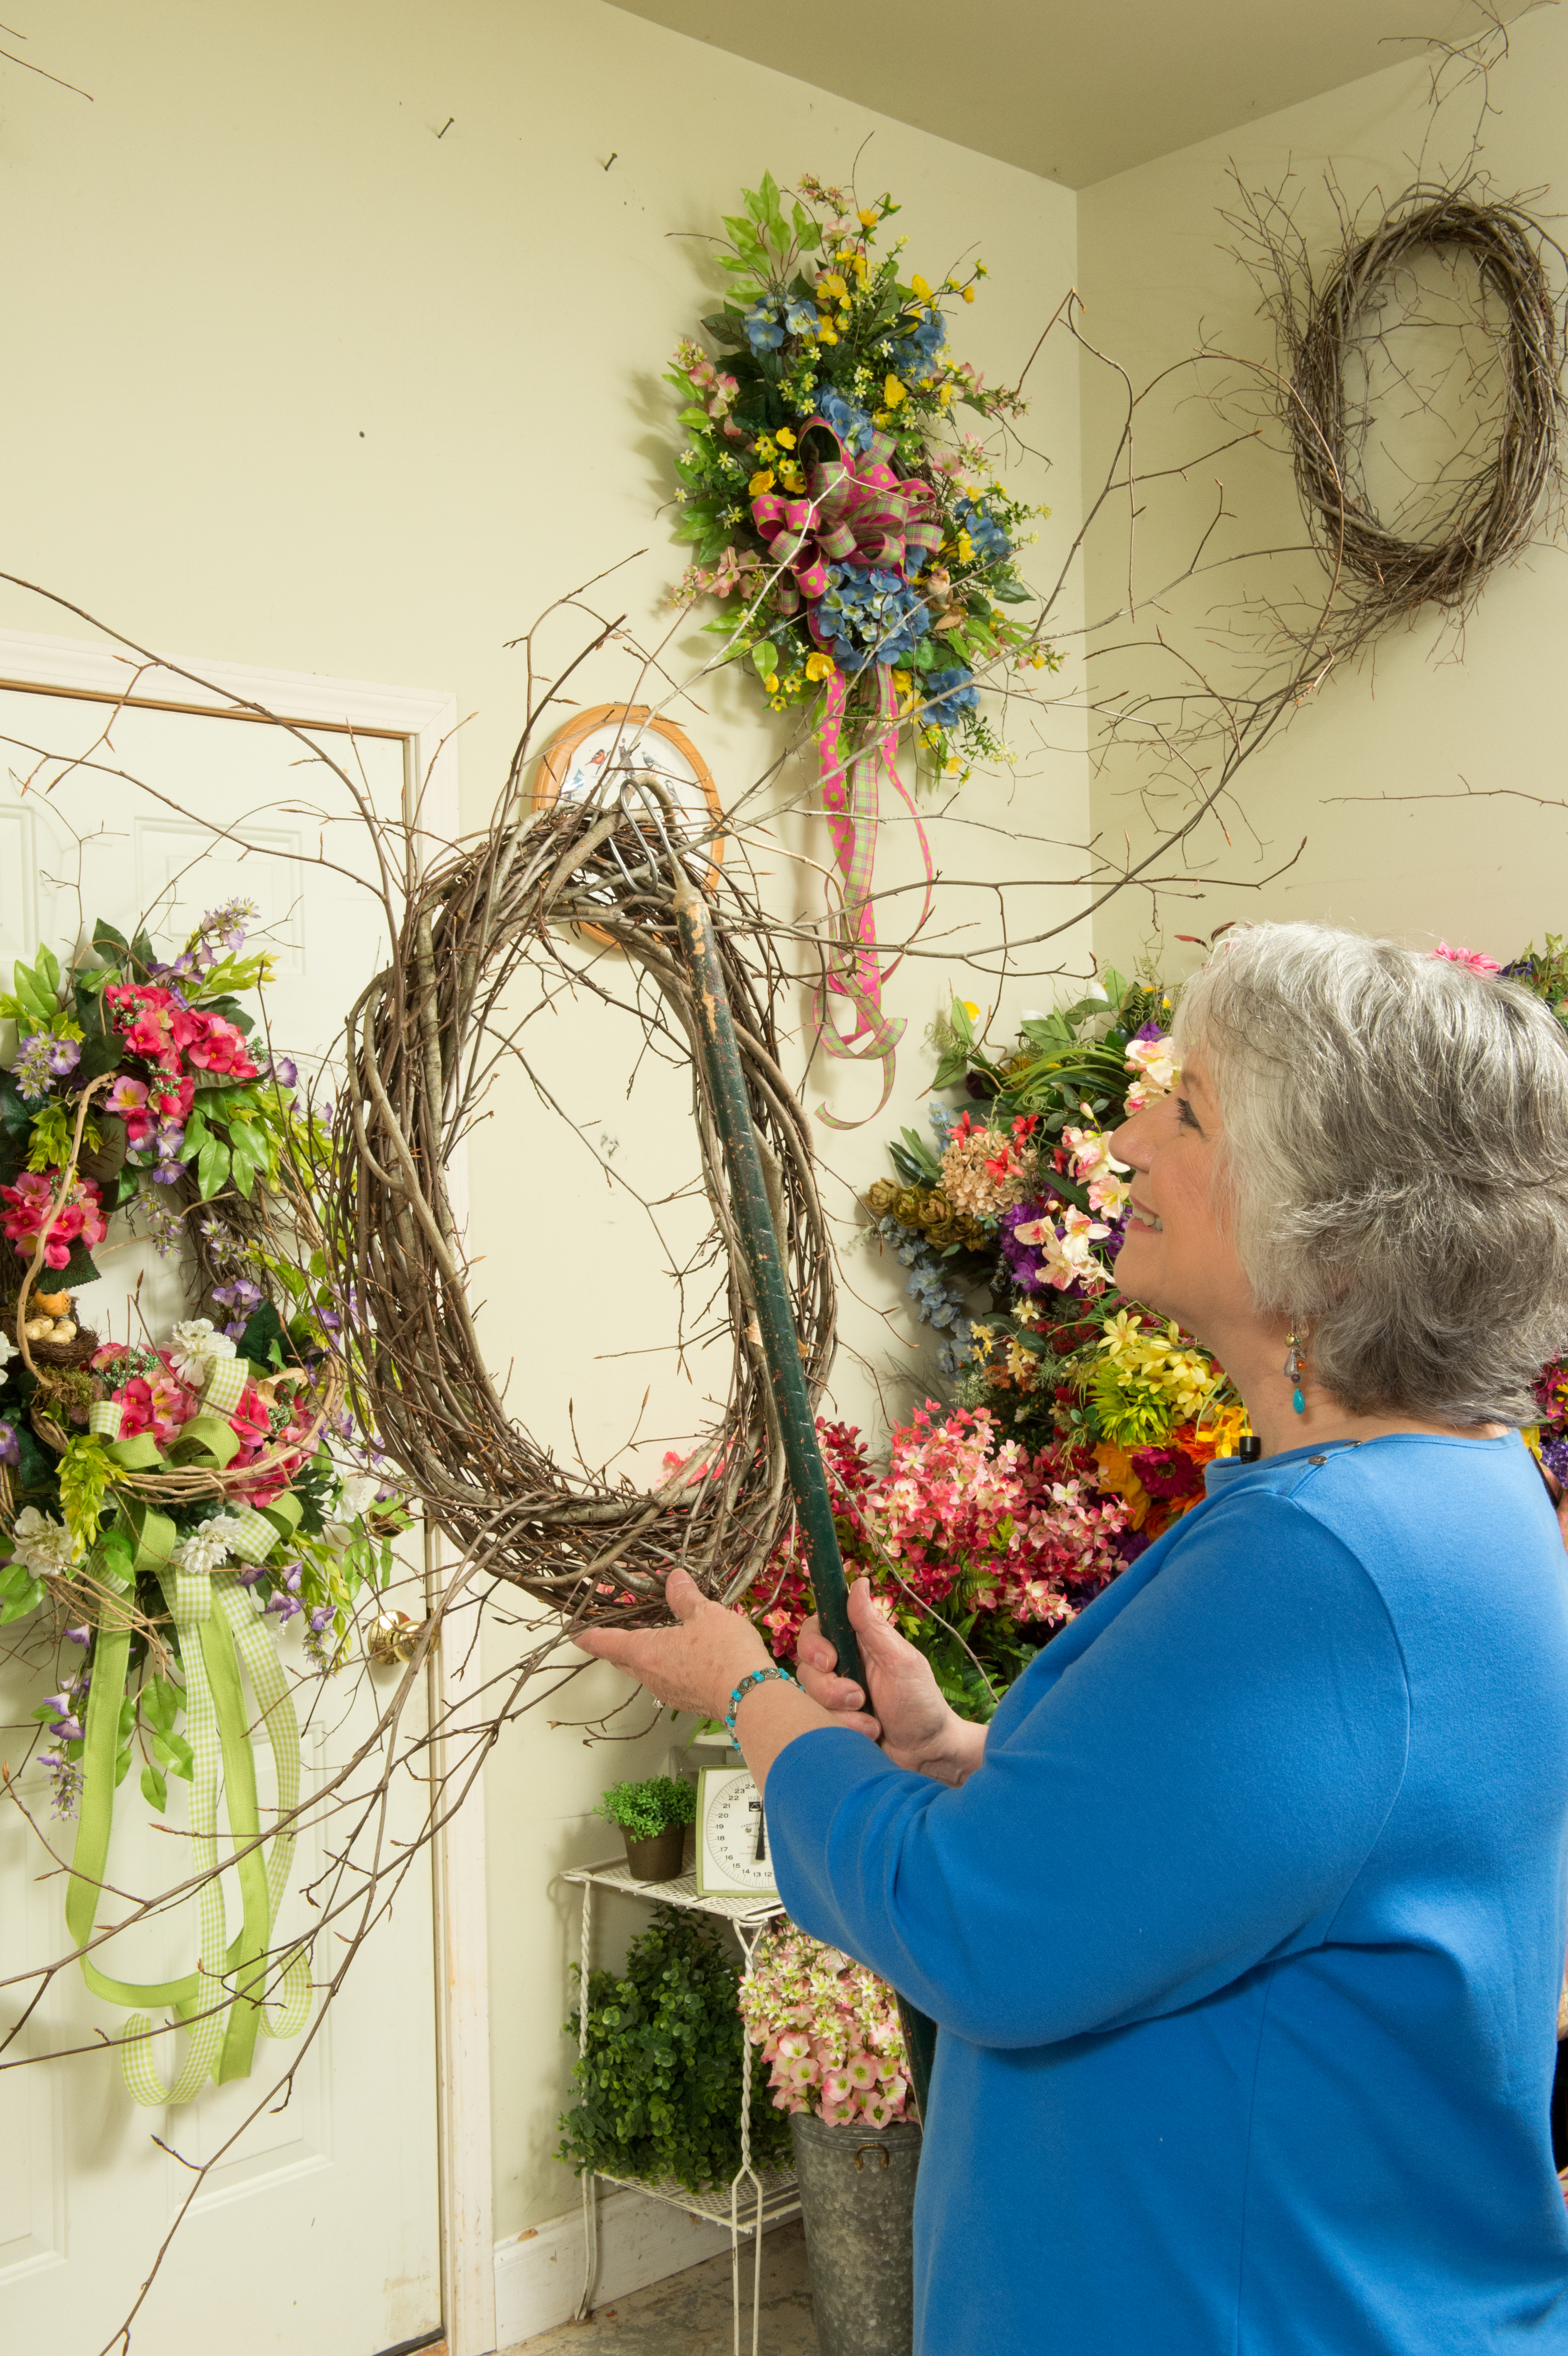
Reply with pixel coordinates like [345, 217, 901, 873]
[594, 1775, 697, 1881]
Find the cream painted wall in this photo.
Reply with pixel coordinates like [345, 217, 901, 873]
[1077, 7, 1568, 986]
[0, 0, 1084, 2243]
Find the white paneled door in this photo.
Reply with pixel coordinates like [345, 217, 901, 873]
[0, 654, 448, 2356]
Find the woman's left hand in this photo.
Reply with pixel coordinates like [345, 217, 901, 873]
[571, 1567, 773, 1719]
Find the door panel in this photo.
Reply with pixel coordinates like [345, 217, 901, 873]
[0, 682, 441, 2354]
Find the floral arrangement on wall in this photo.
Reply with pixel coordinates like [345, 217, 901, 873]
[0, 905, 404, 2105]
[666, 171, 1048, 772]
[665, 171, 1056, 1113]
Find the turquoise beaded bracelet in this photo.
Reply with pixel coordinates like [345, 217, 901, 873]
[723, 1664, 796, 1738]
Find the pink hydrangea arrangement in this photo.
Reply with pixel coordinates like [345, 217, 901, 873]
[740, 1922, 912, 2129]
[99, 1349, 202, 1446]
[871, 1405, 1126, 1614]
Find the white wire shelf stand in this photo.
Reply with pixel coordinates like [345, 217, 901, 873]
[561, 1854, 797, 2356]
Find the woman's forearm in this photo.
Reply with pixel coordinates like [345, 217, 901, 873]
[735, 1678, 845, 1795]
[738, 1682, 989, 1794]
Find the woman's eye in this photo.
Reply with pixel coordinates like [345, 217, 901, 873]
[1176, 1096, 1200, 1130]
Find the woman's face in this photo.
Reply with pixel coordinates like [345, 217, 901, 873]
[1110, 1048, 1256, 1346]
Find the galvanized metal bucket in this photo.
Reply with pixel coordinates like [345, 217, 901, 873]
[789, 2111, 922, 2356]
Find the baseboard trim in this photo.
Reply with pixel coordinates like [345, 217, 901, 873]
[493, 2184, 739, 2346]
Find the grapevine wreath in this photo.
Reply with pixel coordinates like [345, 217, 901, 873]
[324, 764, 833, 1626]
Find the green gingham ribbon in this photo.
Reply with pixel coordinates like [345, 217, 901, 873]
[200, 1348, 248, 1418]
[224, 1501, 291, 1561]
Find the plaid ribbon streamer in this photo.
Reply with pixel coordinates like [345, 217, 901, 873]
[747, 419, 941, 1126]
[119, 1565, 232, 2105]
[811, 666, 936, 1128]
[87, 1399, 123, 1440]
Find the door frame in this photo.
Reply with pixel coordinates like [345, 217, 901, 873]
[0, 626, 497, 2356]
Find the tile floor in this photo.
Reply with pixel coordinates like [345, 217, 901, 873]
[510, 2220, 818, 2355]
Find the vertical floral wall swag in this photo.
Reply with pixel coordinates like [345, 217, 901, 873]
[667, 173, 1056, 1121]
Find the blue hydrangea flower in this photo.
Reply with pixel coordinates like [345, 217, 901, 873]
[922, 666, 979, 728]
[956, 495, 1011, 565]
[744, 297, 786, 357]
[889, 309, 947, 385]
[817, 389, 876, 453]
[783, 296, 817, 337]
[811, 564, 930, 671]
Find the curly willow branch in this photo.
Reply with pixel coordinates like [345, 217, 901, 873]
[322, 784, 833, 1621]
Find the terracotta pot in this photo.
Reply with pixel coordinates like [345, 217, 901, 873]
[621, 1823, 686, 1880]
[789, 2110, 922, 2356]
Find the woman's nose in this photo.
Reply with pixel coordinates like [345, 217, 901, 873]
[1111, 1112, 1151, 1167]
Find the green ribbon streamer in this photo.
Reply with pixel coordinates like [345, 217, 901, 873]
[65, 1505, 187, 2011]
[65, 1479, 312, 2105]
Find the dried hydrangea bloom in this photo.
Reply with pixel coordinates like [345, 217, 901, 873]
[938, 1121, 1038, 1219]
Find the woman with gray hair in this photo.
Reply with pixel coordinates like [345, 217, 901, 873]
[577, 920, 1568, 2356]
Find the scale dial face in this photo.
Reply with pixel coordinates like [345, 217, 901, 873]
[697, 1767, 778, 1898]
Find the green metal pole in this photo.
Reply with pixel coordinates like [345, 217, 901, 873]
[673, 873, 937, 2123]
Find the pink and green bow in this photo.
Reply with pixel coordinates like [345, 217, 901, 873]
[751, 422, 943, 611]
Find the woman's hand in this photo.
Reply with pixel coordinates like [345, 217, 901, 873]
[796, 1577, 986, 1786]
[570, 1567, 772, 1720]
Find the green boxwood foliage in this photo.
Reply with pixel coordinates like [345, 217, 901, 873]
[558, 1907, 792, 2191]
[592, 1775, 697, 1840]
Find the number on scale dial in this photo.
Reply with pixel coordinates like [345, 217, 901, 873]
[697, 1767, 778, 1897]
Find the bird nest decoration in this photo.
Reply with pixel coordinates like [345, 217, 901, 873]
[1280, 185, 1565, 627]
[323, 767, 834, 1626]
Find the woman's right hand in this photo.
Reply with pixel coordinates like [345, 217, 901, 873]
[795, 1577, 985, 1786]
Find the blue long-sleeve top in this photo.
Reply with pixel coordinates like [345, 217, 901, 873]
[767, 1430, 1568, 2355]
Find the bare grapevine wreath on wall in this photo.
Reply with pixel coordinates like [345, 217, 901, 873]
[324, 756, 831, 1625]
[1248, 179, 1566, 655]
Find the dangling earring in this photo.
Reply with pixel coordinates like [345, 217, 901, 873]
[1284, 1331, 1307, 1416]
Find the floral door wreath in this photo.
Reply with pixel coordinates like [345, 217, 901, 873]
[0, 907, 401, 2104]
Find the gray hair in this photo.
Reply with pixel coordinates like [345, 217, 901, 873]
[1172, 921, 1568, 1423]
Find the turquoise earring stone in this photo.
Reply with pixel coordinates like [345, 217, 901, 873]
[1284, 1331, 1307, 1414]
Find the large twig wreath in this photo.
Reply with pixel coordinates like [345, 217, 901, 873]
[1282, 185, 1565, 626]
[324, 774, 833, 1625]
